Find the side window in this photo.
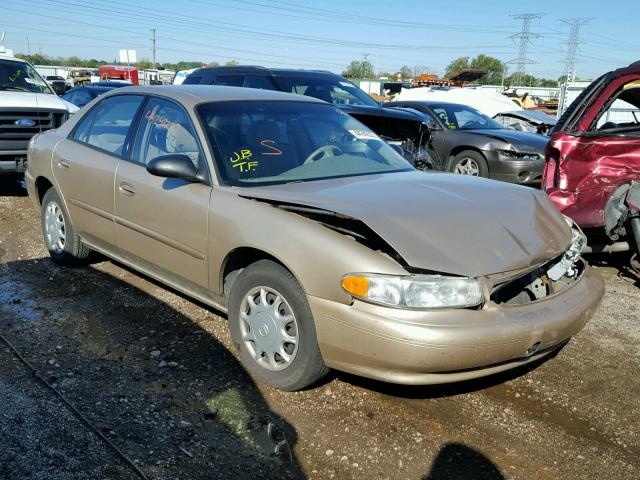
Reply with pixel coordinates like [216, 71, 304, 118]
[215, 75, 244, 87]
[132, 97, 203, 169]
[72, 108, 98, 143]
[243, 75, 276, 90]
[78, 95, 144, 155]
[593, 84, 640, 133]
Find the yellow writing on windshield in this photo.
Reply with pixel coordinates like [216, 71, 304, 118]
[230, 149, 259, 172]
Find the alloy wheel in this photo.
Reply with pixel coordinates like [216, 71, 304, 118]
[454, 157, 480, 176]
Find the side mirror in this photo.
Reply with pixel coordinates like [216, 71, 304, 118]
[146, 154, 205, 182]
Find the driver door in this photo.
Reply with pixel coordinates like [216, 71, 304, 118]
[114, 96, 211, 289]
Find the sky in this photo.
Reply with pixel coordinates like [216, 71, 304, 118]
[2, 0, 639, 80]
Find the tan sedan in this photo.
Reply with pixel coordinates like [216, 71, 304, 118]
[26, 85, 604, 390]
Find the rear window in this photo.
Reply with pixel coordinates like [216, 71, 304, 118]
[183, 75, 203, 85]
[215, 75, 244, 87]
[273, 75, 379, 107]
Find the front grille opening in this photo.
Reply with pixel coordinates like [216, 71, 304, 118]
[492, 259, 584, 305]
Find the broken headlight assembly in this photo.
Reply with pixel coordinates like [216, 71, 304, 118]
[497, 149, 542, 161]
[341, 274, 483, 309]
[547, 219, 587, 281]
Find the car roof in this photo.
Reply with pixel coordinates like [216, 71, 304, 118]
[191, 65, 335, 77]
[102, 84, 327, 108]
[393, 100, 480, 112]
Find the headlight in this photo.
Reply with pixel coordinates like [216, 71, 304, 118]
[341, 274, 483, 309]
[497, 149, 542, 160]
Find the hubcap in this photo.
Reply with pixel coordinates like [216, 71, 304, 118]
[239, 286, 299, 372]
[454, 157, 480, 176]
[44, 201, 66, 254]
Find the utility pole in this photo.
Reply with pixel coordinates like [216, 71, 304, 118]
[560, 18, 590, 83]
[508, 13, 543, 86]
[151, 28, 156, 70]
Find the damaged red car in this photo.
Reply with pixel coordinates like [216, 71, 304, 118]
[543, 61, 640, 267]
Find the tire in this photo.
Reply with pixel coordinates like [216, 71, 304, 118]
[448, 150, 489, 178]
[41, 188, 91, 266]
[228, 260, 329, 391]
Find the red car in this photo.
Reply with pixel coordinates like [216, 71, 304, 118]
[543, 61, 640, 267]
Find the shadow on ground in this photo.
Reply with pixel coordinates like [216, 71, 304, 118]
[587, 251, 640, 287]
[423, 442, 505, 480]
[0, 258, 304, 480]
[0, 176, 28, 197]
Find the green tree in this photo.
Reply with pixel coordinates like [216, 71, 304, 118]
[444, 56, 470, 78]
[342, 59, 375, 78]
[469, 54, 506, 85]
[225, 60, 239, 66]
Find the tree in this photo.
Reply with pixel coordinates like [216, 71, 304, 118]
[444, 57, 470, 78]
[207, 61, 219, 67]
[225, 60, 239, 66]
[412, 65, 434, 76]
[341, 59, 375, 79]
[398, 65, 413, 79]
[469, 54, 506, 85]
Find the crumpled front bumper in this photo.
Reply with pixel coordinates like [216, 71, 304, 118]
[310, 264, 604, 385]
[484, 150, 544, 185]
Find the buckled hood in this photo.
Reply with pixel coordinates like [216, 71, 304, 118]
[242, 171, 571, 277]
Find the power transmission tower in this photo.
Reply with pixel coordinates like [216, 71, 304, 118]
[560, 18, 590, 82]
[508, 13, 543, 85]
[151, 28, 157, 70]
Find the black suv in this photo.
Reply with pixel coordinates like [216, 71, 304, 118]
[184, 66, 431, 166]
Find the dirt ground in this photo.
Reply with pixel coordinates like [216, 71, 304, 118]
[1, 177, 638, 480]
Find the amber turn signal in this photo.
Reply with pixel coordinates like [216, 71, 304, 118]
[341, 275, 369, 298]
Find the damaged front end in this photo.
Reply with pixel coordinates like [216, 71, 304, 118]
[492, 223, 587, 305]
[341, 107, 434, 170]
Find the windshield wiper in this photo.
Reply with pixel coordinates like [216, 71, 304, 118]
[0, 86, 31, 92]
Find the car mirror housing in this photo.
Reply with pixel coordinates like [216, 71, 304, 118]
[146, 154, 204, 182]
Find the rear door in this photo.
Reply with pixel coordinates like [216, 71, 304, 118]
[52, 94, 145, 250]
[114, 96, 211, 289]
[555, 76, 640, 227]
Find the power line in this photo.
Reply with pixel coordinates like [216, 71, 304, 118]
[560, 18, 590, 82]
[508, 13, 543, 84]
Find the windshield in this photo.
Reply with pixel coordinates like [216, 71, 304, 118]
[430, 103, 504, 130]
[274, 75, 379, 107]
[0, 59, 54, 94]
[198, 101, 413, 187]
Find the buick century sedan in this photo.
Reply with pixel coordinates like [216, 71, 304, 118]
[26, 86, 604, 390]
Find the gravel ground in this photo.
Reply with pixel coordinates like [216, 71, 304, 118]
[1, 178, 638, 480]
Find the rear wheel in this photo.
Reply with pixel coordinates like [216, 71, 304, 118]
[448, 150, 489, 178]
[228, 260, 329, 391]
[41, 188, 91, 265]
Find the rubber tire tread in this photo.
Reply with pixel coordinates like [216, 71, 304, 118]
[228, 259, 329, 391]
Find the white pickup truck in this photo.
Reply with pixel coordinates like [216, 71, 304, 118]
[1, 46, 78, 176]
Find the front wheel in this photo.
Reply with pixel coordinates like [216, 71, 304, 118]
[448, 150, 489, 178]
[41, 188, 91, 266]
[228, 260, 329, 391]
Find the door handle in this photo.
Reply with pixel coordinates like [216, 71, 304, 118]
[57, 159, 70, 169]
[118, 182, 136, 196]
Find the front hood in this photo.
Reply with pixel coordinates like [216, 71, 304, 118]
[240, 171, 571, 277]
[0, 92, 71, 111]
[497, 109, 557, 126]
[465, 128, 548, 153]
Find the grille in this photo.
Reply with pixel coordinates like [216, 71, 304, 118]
[0, 108, 67, 143]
